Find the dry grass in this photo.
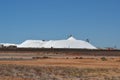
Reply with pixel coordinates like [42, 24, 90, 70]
[0, 57, 119, 80]
[0, 64, 119, 80]
[0, 77, 32, 80]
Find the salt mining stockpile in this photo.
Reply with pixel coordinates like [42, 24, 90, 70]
[17, 37, 97, 49]
[1, 37, 120, 56]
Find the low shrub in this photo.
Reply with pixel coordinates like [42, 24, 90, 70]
[66, 57, 69, 59]
[42, 56, 49, 59]
[101, 57, 107, 61]
[79, 57, 83, 59]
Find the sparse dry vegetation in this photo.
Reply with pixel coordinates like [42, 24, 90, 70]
[0, 57, 119, 80]
[0, 64, 119, 80]
[0, 49, 119, 80]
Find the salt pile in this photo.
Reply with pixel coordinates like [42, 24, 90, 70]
[17, 36, 97, 49]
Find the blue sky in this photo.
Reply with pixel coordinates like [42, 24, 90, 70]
[0, 0, 120, 48]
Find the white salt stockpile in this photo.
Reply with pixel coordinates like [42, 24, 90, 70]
[17, 40, 48, 48]
[42, 37, 96, 49]
[17, 37, 97, 49]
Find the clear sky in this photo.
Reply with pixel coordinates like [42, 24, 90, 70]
[0, 0, 120, 48]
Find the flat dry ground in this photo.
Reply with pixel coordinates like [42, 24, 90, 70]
[0, 57, 120, 68]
